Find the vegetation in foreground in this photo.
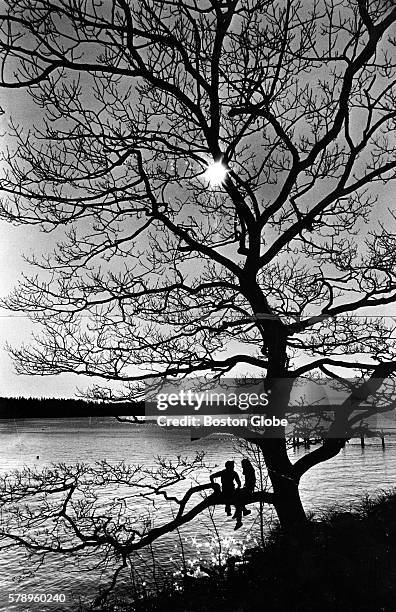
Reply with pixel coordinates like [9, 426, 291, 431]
[93, 490, 396, 612]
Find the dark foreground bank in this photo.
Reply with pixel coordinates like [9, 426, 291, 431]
[92, 489, 396, 612]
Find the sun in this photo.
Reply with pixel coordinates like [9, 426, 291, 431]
[204, 160, 228, 187]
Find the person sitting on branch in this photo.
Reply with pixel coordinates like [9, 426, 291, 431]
[233, 458, 256, 530]
[210, 460, 241, 516]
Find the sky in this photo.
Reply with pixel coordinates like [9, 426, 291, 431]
[0, 90, 104, 398]
[0, 223, 90, 397]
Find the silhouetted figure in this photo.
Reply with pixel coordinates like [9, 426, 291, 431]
[210, 460, 241, 516]
[234, 459, 256, 530]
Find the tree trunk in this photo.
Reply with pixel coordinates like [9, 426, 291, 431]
[258, 438, 308, 530]
[270, 471, 307, 529]
[246, 283, 308, 530]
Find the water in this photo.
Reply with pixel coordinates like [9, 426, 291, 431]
[0, 418, 395, 611]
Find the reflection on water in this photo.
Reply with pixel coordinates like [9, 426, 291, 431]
[0, 418, 395, 611]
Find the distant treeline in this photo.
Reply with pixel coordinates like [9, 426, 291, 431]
[0, 396, 145, 419]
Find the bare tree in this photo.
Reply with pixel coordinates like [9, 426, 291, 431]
[0, 0, 395, 530]
[0, 456, 273, 604]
